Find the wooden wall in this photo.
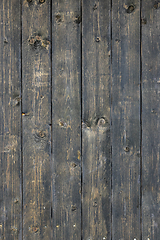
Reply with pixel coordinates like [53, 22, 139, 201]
[0, 0, 160, 239]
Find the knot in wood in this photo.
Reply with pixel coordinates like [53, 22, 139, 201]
[154, 1, 159, 9]
[126, 4, 135, 13]
[38, 131, 45, 138]
[32, 226, 39, 233]
[97, 118, 106, 126]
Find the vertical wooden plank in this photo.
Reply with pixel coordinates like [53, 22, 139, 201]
[0, 1, 22, 239]
[82, 1, 111, 239]
[142, 1, 160, 239]
[52, 0, 81, 239]
[22, 0, 51, 239]
[112, 1, 141, 239]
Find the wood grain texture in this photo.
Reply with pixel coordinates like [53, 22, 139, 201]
[22, 0, 52, 239]
[0, 1, 22, 239]
[82, 1, 111, 239]
[52, 0, 81, 239]
[142, 1, 160, 239]
[112, 0, 141, 239]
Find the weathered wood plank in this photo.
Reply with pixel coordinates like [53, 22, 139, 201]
[142, 1, 160, 239]
[112, 1, 141, 239]
[52, 0, 81, 239]
[0, 0, 21, 239]
[22, 0, 51, 239]
[82, 1, 111, 239]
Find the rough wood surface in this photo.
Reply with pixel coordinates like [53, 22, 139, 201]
[52, 0, 81, 239]
[22, 0, 52, 239]
[0, 1, 22, 239]
[112, 0, 141, 239]
[142, 1, 160, 239]
[2, 1, 160, 239]
[82, 1, 111, 239]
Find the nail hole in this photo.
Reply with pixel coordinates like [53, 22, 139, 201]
[59, 120, 67, 128]
[71, 205, 77, 211]
[59, 121, 64, 127]
[72, 163, 77, 168]
[115, 38, 120, 42]
[29, 38, 35, 45]
[141, 18, 147, 24]
[137, 152, 140, 157]
[4, 37, 8, 44]
[151, 109, 156, 113]
[11, 227, 18, 233]
[96, 37, 100, 42]
[93, 4, 97, 10]
[32, 226, 39, 233]
[55, 14, 62, 23]
[93, 201, 97, 207]
[74, 15, 82, 24]
[14, 198, 19, 204]
[124, 146, 130, 152]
